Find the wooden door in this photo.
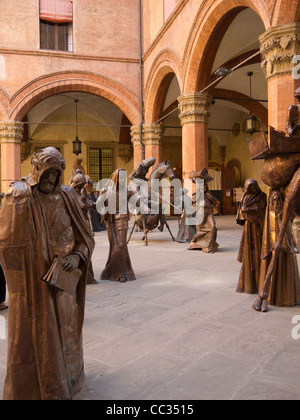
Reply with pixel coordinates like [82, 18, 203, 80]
[221, 166, 236, 215]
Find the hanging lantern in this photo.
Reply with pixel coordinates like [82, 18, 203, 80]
[72, 99, 82, 155]
[245, 72, 258, 136]
[246, 114, 258, 135]
[72, 136, 82, 156]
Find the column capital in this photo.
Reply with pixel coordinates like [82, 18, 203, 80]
[142, 123, 163, 146]
[178, 93, 213, 126]
[130, 125, 142, 148]
[0, 121, 24, 144]
[131, 123, 162, 147]
[260, 23, 300, 79]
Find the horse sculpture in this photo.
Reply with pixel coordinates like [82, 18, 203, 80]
[248, 117, 300, 312]
[127, 161, 176, 246]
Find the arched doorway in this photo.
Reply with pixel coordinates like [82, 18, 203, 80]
[144, 50, 183, 175]
[184, 5, 268, 213]
[157, 74, 182, 180]
[0, 71, 140, 191]
[20, 91, 135, 186]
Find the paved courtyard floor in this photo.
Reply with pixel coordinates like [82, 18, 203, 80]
[1, 215, 300, 400]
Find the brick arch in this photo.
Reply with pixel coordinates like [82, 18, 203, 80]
[144, 49, 182, 123]
[272, 0, 300, 25]
[183, 0, 270, 93]
[9, 71, 141, 126]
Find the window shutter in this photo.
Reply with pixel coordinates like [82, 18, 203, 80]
[40, 0, 73, 23]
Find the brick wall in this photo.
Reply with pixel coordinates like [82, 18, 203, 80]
[0, 0, 141, 105]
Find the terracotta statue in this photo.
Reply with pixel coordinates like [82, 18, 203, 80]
[249, 90, 300, 312]
[188, 168, 219, 253]
[69, 172, 93, 230]
[0, 147, 94, 400]
[257, 190, 300, 311]
[73, 158, 86, 175]
[99, 169, 136, 282]
[236, 179, 267, 294]
[84, 176, 106, 232]
[69, 172, 97, 285]
[176, 188, 196, 243]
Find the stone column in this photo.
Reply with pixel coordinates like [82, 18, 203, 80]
[178, 92, 212, 180]
[131, 123, 162, 171]
[260, 23, 300, 133]
[0, 121, 23, 193]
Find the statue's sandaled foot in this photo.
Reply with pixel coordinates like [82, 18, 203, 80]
[252, 296, 262, 312]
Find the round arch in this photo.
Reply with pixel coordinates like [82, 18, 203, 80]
[9, 71, 141, 126]
[183, 0, 270, 93]
[272, 0, 300, 26]
[144, 49, 182, 123]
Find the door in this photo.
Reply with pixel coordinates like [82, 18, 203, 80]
[221, 166, 236, 215]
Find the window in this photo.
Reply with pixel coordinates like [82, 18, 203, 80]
[39, 0, 73, 52]
[89, 148, 114, 182]
[40, 20, 72, 51]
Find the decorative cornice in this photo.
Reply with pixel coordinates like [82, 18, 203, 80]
[0, 121, 23, 144]
[178, 93, 212, 125]
[0, 48, 139, 64]
[260, 23, 300, 79]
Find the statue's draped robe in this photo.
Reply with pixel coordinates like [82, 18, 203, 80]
[189, 189, 219, 253]
[258, 192, 300, 306]
[0, 180, 94, 400]
[176, 193, 196, 244]
[100, 170, 136, 282]
[236, 189, 267, 294]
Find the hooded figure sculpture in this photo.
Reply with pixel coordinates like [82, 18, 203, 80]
[0, 147, 94, 400]
[236, 179, 267, 294]
[99, 169, 136, 282]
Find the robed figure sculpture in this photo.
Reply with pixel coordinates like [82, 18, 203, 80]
[0, 147, 94, 400]
[236, 179, 267, 294]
